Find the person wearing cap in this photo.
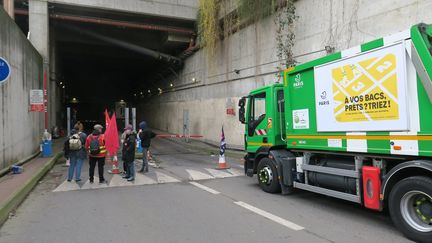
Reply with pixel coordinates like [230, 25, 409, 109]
[85, 124, 107, 184]
[121, 124, 133, 174]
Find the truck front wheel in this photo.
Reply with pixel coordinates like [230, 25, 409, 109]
[388, 176, 432, 243]
[257, 158, 281, 193]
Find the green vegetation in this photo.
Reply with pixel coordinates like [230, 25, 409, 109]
[197, 0, 297, 68]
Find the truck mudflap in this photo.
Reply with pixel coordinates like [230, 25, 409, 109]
[269, 150, 296, 194]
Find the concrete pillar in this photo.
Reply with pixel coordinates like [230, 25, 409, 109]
[49, 28, 59, 128]
[29, 0, 49, 60]
[29, 0, 50, 128]
[3, 0, 14, 19]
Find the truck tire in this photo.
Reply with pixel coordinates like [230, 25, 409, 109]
[388, 176, 432, 243]
[257, 158, 281, 193]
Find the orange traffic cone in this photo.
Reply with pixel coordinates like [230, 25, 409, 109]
[216, 154, 230, 170]
[108, 155, 120, 174]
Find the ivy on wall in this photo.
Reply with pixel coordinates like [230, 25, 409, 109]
[197, 0, 220, 59]
[197, 0, 297, 69]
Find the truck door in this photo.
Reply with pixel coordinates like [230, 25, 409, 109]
[246, 91, 269, 152]
[275, 89, 286, 145]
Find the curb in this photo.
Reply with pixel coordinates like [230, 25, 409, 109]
[0, 152, 63, 226]
[0, 151, 41, 178]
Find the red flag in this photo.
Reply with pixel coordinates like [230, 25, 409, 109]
[104, 109, 110, 129]
[105, 113, 119, 155]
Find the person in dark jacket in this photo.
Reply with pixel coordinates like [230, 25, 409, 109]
[122, 131, 136, 181]
[67, 127, 87, 182]
[138, 121, 156, 172]
[121, 124, 133, 174]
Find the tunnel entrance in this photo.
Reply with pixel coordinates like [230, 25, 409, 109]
[14, 2, 196, 132]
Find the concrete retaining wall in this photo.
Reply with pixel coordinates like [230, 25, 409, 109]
[140, 0, 432, 148]
[0, 8, 44, 170]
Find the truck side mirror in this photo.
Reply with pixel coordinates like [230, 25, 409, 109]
[238, 97, 246, 124]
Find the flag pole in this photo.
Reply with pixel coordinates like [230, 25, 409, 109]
[216, 125, 230, 170]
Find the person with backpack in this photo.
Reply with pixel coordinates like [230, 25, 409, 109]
[67, 127, 87, 182]
[85, 124, 107, 184]
[138, 121, 156, 173]
[122, 129, 136, 181]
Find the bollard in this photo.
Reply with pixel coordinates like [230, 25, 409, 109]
[41, 129, 52, 157]
[42, 140, 52, 157]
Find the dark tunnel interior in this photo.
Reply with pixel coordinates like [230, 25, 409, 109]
[13, 1, 195, 129]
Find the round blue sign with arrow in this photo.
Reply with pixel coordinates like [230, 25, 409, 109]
[0, 57, 11, 84]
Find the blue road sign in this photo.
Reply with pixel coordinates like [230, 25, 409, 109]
[0, 57, 11, 84]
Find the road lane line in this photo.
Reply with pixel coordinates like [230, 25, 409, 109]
[205, 168, 235, 178]
[189, 182, 221, 195]
[155, 171, 180, 183]
[234, 201, 304, 231]
[186, 169, 215, 180]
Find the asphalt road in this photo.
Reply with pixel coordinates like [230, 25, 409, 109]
[0, 138, 411, 243]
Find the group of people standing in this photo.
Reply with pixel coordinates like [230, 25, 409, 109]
[64, 120, 155, 184]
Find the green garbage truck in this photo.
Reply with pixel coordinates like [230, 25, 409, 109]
[238, 23, 432, 242]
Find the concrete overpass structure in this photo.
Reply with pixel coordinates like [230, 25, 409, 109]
[47, 0, 198, 20]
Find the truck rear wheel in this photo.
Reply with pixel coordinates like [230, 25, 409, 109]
[257, 158, 281, 193]
[388, 176, 432, 243]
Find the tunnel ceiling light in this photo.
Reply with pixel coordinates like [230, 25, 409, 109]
[62, 86, 65, 89]
[170, 83, 173, 87]
[140, 91, 143, 95]
[120, 99, 124, 102]
[148, 90, 151, 93]
[60, 82, 63, 85]
[192, 78, 196, 82]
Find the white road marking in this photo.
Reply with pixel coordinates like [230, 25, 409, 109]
[205, 168, 236, 178]
[53, 180, 81, 192]
[186, 169, 215, 181]
[234, 201, 304, 231]
[189, 182, 220, 195]
[108, 174, 128, 187]
[226, 168, 244, 176]
[81, 179, 108, 190]
[134, 173, 158, 185]
[109, 173, 156, 187]
[155, 171, 180, 183]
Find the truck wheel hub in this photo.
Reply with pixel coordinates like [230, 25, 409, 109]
[416, 197, 432, 223]
[401, 191, 432, 232]
[259, 166, 273, 185]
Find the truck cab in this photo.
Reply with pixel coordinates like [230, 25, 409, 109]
[238, 83, 286, 176]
